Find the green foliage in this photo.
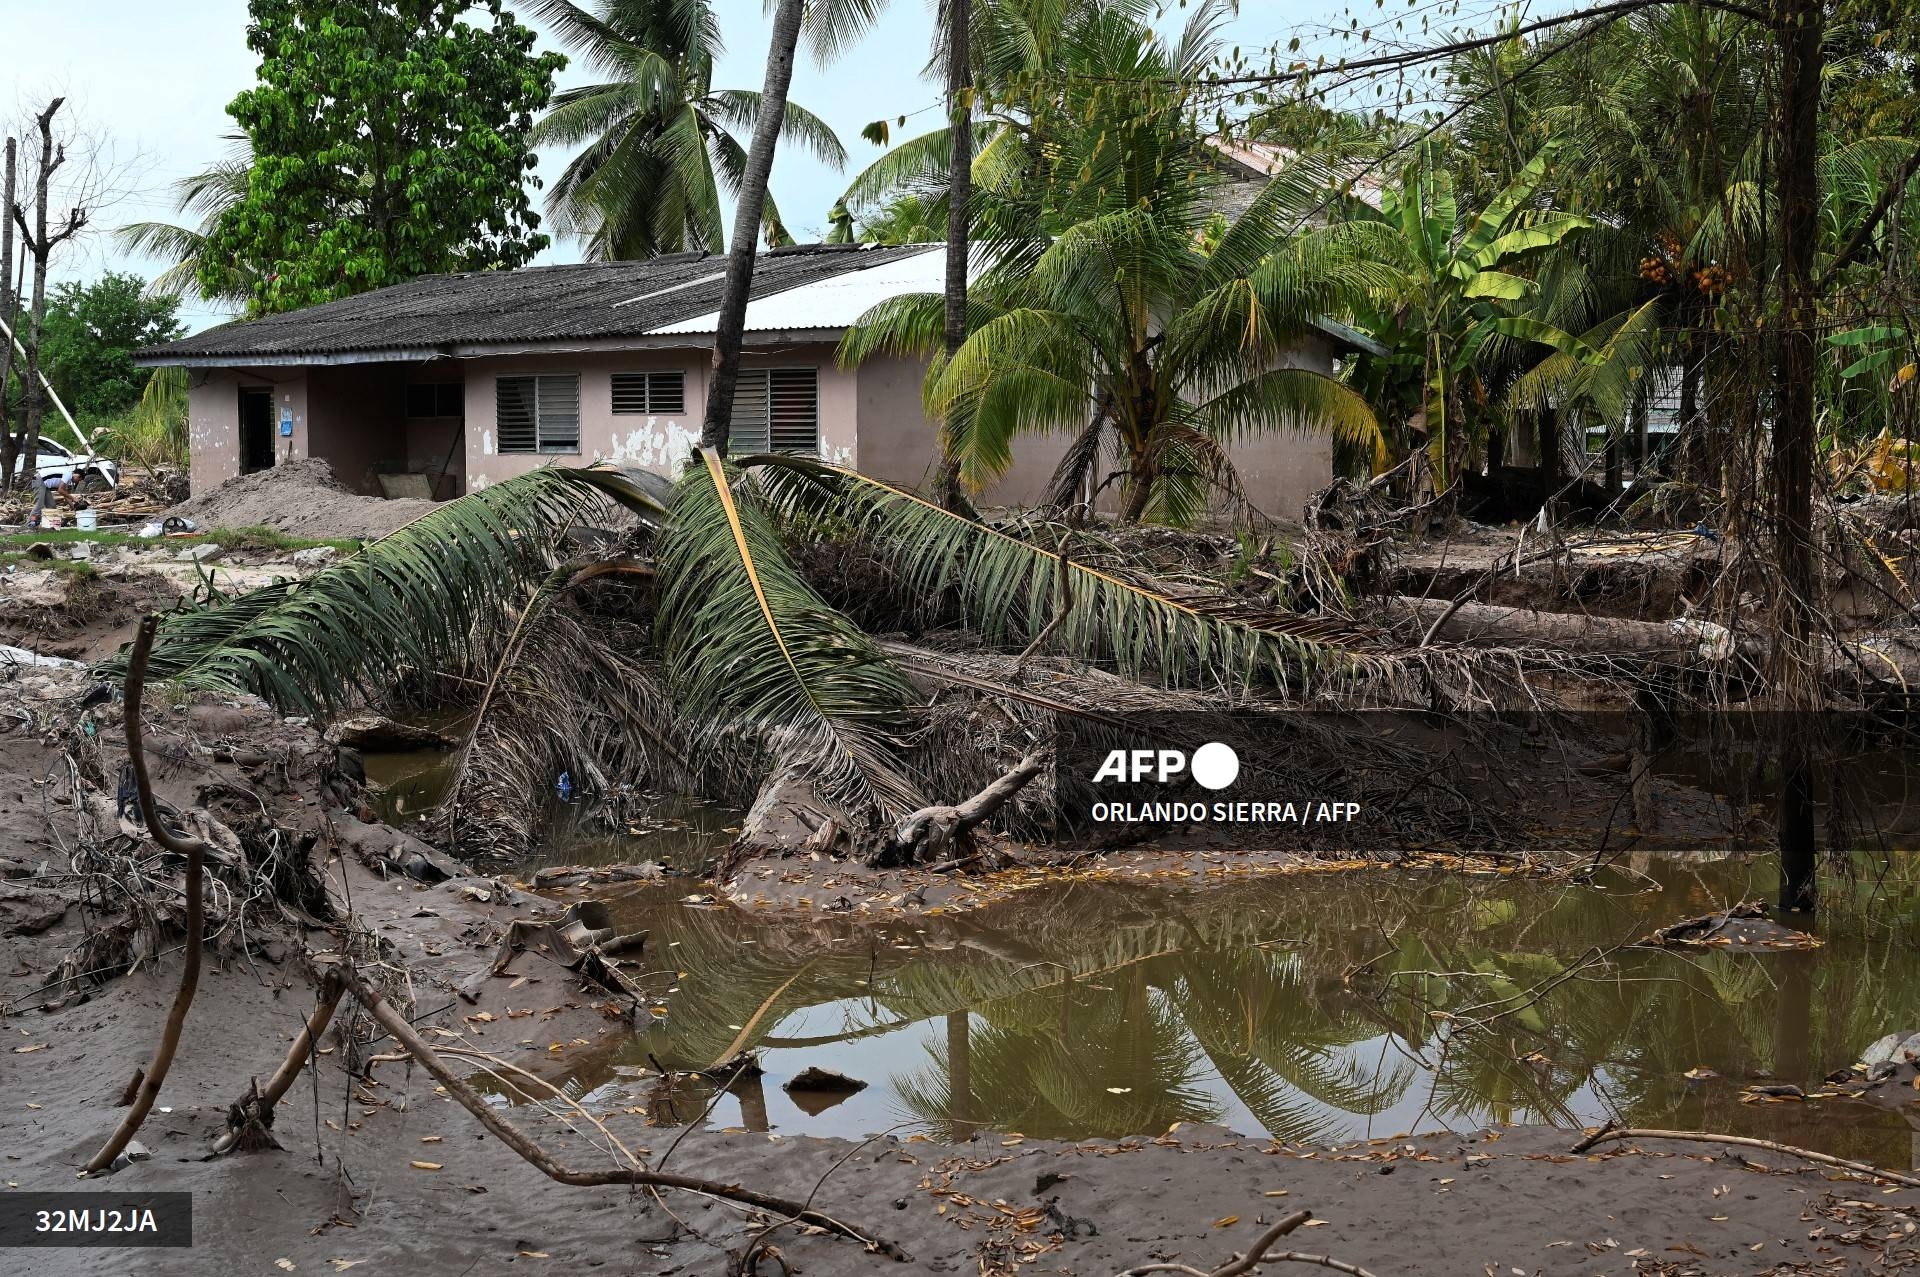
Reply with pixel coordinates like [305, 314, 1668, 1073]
[95, 368, 191, 473]
[202, 0, 565, 314]
[1341, 142, 1591, 486]
[115, 138, 257, 306]
[104, 467, 608, 713]
[750, 456, 1357, 688]
[839, 2, 1390, 525]
[0, 553, 96, 579]
[35, 274, 184, 420]
[527, 0, 843, 258]
[653, 452, 921, 824]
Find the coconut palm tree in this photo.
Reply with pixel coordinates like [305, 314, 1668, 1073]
[526, 0, 846, 258]
[839, 4, 1394, 525]
[114, 139, 257, 307]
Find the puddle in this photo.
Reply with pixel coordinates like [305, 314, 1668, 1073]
[367, 717, 1920, 1167]
[504, 856, 1920, 1169]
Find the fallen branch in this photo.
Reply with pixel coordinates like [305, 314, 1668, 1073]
[212, 971, 346, 1155]
[327, 961, 909, 1261]
[84, 614, 207, 1175]
[1114, 1210, 1379, 1277]
[884, 747, 1049, 864]
[1570, 1125, 1920, 1188]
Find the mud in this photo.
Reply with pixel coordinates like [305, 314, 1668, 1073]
[3, 660, 1917, 1275]
[165, 458, 442, 540]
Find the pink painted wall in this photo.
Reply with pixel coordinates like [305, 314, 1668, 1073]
[849, 334, 1342, 519]
[184, 334, 1341, 522]
[186, 368, 309, 492]
[460, 344, 858, 489]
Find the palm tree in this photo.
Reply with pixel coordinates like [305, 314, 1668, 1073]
[840, 4, 1391, 525]
[114, 139, 257, 307]
[526, 0, 846, 258]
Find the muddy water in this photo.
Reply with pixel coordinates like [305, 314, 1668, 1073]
[356, 738, 1920, 1168]
[495, 855, 1920, 1171]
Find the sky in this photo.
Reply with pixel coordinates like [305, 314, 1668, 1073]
[0, 0, 1501, 333]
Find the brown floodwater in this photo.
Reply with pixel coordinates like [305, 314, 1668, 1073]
[360, 740, 1920, 1170]
[530, 854, 1920, 1170]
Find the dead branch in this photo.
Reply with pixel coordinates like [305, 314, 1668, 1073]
[211, 971, 346, 1155]
[326, 961, 910, 1261]
[1114, 1210, 1382, 1277]
[84, 614, 207, 1175]
[1570, 1125, 1920, 1188]
[884, 747, 1049, 864]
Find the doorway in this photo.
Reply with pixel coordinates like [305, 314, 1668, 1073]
[239, 388, 275, 474]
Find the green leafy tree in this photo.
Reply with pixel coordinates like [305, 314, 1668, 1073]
[37, 273, 184, 421]
[116, 138, 257, 307]
[841, 2, 1391, 525]
[202, 0, 565, 314]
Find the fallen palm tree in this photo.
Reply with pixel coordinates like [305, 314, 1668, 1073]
[96, 451, 1685, 874]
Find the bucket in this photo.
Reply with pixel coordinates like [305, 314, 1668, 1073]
[76, 508, 98, 531]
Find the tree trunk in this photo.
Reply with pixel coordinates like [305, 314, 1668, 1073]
[1772, 0, 1824, 913]
[699, 0, 806, 456]
[937, 0, 974, 512]
[14, 101, 67, 493]
[0, 135, 16, 463]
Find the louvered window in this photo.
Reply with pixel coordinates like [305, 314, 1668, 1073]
[611, 371, 686, 415]
[495, 375, 580, 454]
[728, 368, 818, 455]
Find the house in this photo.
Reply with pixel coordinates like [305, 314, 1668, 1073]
[135, 242, 1370, 517]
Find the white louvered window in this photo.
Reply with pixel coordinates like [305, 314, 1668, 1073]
[728, 368, 818, 455]
[611, 371, 686, 415]
[495, 375, 581, 454]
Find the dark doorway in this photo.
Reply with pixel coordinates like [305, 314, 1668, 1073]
[239, 387, 275, 474]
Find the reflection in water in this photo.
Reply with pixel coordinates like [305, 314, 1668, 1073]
[527, 856, 1920, 1170]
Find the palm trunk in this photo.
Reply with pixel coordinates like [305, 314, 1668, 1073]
[938, 0, 974, 511]
[700, 0, 806, 456]
[1772, 0, 1823, 913]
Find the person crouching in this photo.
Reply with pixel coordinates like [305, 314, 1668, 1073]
[29, 470, 70, 529]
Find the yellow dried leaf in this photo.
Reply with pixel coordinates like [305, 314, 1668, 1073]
[410, 1160, 443, 1171]
[1213, 1215, 1239, 1228]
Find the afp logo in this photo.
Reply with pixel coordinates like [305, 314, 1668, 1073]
[1091, 742, 1240, 791]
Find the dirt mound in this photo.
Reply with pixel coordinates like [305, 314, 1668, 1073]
[167, 458, 442, 540]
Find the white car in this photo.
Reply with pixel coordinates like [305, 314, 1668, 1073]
[14, 438, 119, 490]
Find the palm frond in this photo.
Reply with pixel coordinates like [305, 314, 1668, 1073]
[748, 456, 1367, 686]
[101, 468, 618, 714]
[654, 452, 922, 825]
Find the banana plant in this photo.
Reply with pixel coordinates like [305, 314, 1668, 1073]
[1344, 141, 1595, 489]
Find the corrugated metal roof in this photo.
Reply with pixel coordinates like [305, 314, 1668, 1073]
[135, 243, 933, 365]
[649, 246, 946, 334]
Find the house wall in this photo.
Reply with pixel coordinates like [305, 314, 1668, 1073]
[460, 344, 859, 489]
[851, 333, 1342, 518]
[186, 368, 310, 493]
[185, 334, 1341, 520]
